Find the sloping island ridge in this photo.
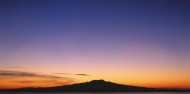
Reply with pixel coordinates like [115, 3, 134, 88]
[1, 80, 190, 92]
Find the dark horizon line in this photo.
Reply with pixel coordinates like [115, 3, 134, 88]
[0, 79, 190, 92]
[1, 79, 190, 90]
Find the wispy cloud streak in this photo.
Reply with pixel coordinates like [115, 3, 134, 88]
[75, 74, 91, 76]
[0, 70, 74, 86]
[0, 70, 63, 79]
[54, 72, 91, 76]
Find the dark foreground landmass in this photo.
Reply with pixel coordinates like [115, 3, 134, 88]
[1, 80, 190, 92]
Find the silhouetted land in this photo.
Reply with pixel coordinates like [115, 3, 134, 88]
[1, 80, 190, 92]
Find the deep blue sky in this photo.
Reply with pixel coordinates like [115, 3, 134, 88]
[1, 0, 190, 52]
[0, 0, 190, 88]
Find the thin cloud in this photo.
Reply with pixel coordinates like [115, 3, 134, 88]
[14, 79, 68, 85]
[75, 74, 91, 76]
[0, 70, 74, 81]
[54, 72, 91, 76]
[14, 80, 35, 83]
[0, 70, 75, 87]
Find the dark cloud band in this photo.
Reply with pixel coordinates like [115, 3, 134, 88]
[0, 70, 63, 79]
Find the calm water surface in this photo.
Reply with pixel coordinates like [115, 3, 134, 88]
[0, 92, 190, 94]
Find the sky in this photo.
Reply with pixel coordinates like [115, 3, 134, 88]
[0, 0, 190, 89]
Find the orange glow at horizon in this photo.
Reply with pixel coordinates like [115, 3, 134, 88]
[0, 77, 74, 89]
[0, 37, 189, 89]
[0, 77, 190, 89]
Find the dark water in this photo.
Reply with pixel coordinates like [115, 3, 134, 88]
[0, 93, 190, 94]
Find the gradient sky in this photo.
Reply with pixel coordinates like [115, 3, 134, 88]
[0, 0, 190, 89]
